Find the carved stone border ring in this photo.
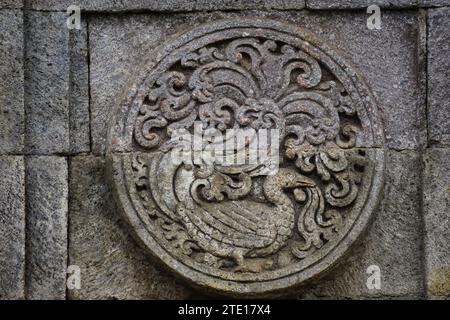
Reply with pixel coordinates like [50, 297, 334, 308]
[106, 18, 385, 297]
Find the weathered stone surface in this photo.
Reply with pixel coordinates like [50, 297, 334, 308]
[24, 11, 70, 154]
[89, 15, 167, 155]
[69, 18, 90, 153]
[296, 151, 423, 298]
[26, 0, 450, 10]
[423, 148, 450, 298]
[428, 8, 450, 146]
[0, 0, 22, 9]
[29, 0, 305, 11]
[0, 3, 443, 301]
[0, 10, 24, 154]
[307, 0, 418, 9]
[23, 11, 90, 155]
[288, 11, 426, 150]
[68, 155, 193, 299]
[107, 18, 385, 296]
[91, 11, 424, 154]
[0, 156, 25, 299]
[25, 156, 68, 300]
[306, 1, 450, 9]
[421, 0, 450, 7]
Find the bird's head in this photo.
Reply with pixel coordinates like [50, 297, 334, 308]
[278, 168, 316, 189]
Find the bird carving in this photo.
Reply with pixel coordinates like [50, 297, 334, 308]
[148, 149, 338, 272]
[141, 37, 348, 271]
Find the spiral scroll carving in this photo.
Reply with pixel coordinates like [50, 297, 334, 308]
[107, 19, 385, 296]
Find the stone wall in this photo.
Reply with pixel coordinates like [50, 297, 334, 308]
[0, 0, 449, 299]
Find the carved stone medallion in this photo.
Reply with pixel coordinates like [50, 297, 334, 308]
[106, 19, 385, 296]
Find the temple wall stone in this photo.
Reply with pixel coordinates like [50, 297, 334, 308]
[0, 10, 24, 154]
[427, 7, 450, 146]
[423, 148, 450, 298]
[0, 1, 448, 299]
[68, 155, 194, 299]
[90, 10, 426, 154]
[25, 156, 68, 300]
[0, 156, 25, 299]
[298, 151, 424, 299]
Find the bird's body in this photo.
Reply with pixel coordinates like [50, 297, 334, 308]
[176, 195, 294, 266]
[150, 151, 318, 269]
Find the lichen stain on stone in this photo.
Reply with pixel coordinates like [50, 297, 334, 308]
[428, 266, 450, 296]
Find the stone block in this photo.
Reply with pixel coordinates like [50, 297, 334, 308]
[296, 151, 424, 298]
[28, 0, 305, 11]
[0, 10, 24, 154]
[0, 156, 25, 299]
[68, 155, 194, 299]
[90, 10, 425, 154]
[24, 11, 70, 154]
[23, 11, 90, 155]
[0, 0, 22, 9]
[421, 1, 450, 7]
[423, 148, 450, 298]
[69, 18, 90, 153]
[307, 0, 418, 9]
[25, 156, 68, 300]
[427, 8, 450, 146]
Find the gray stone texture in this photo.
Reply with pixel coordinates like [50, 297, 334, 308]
[69, 18, 90, 153]
[306, 0, 450, 8]
[0, 10, 24, 154]
[0, 0, 22, 9]
[28, 0, 305, 11]
[68, 155, 194, 299]
[90, 10, 425, 154]
[307, 0, 418, 9]
[296, 151, 424, 298]
[421, 1, 450, 7]
[423, 148, 450, 298]
[23, 11, 90, 155]
[24, 11, 70, 154]
[0, 1, 447, 300]
[428, 8, 450, 146]
[25, 156, 68, 300]
[68, 150, 425, 298]
[0, 156, 25, 299]
[23, 0, 450, 10]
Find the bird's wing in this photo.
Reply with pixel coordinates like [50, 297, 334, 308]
[182, 199, 276, 249]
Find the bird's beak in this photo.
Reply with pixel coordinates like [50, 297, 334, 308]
[297, 178, 316, 188]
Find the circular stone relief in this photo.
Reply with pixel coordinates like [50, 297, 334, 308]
[107, 19, 385, 296]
